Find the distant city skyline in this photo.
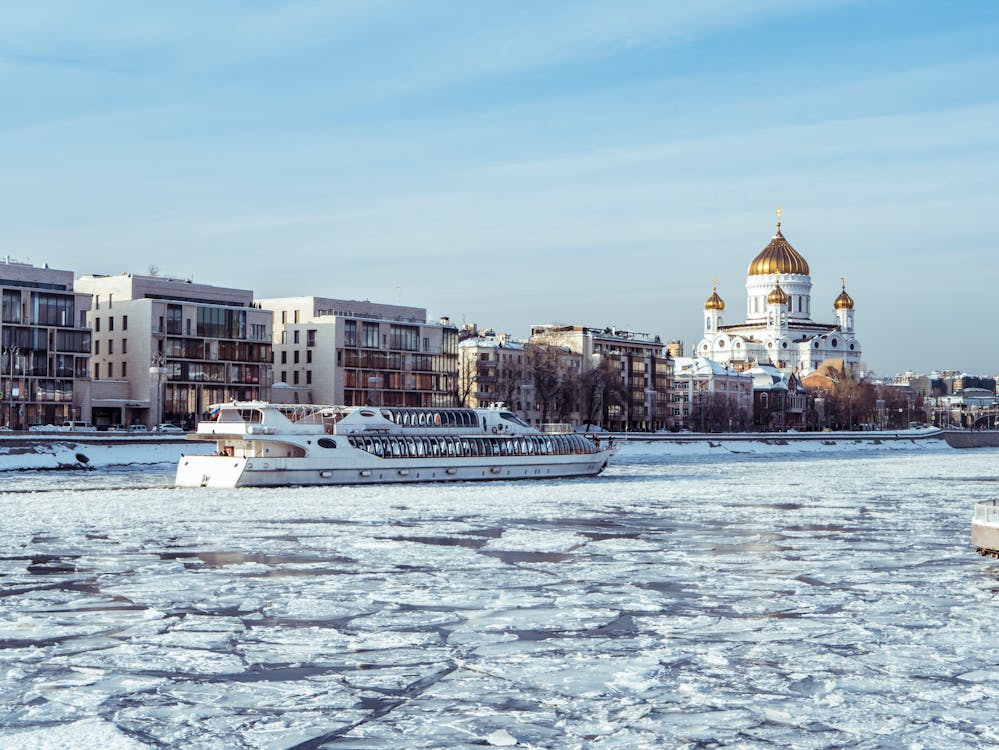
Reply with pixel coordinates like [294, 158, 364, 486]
[3, 2, 998, 375]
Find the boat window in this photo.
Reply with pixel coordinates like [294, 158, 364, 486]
[499, 411, 529, 428]
[405, 437, 416, 457]
[318, 438, 337, 449]
[417, 412, 426, 426]
[391, 439, 401, 457]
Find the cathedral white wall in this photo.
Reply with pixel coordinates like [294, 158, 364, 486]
[745, 273, 812, 322]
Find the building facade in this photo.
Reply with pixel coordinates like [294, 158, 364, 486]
[530, 324, 673, 431]
[74, 274, 273, 428]
[672, 356, 753, 431]
[1, 259, 92, 428]
[257, 297, 459, 407]
[697, 213, 861, 373]
[748, 365, 808, 431]
[459, 333, 530, 410]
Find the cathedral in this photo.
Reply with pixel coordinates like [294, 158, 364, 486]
[696, 212, 861, 373]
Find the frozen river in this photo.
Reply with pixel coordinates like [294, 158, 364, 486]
[1, 443, 997, 749]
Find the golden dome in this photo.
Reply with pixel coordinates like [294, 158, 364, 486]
[748, 220, 810, 276]
[767, 281, 789, 306]
[834, 280, 854, 310]
[704, 286, 725, 310]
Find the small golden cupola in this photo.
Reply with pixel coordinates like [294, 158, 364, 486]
[767, 280, 789, 306]
[834, 277, 854, 309]
[704, 283, 725, 311]
[748, 209, 810, 276]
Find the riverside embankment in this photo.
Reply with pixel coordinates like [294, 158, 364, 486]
[1, 428, 996, 472]
[0, 433, 212, 471]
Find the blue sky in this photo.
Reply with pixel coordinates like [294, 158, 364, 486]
[3, 1, 998, 375]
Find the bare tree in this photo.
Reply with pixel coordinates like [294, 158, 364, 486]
[579, 357, 626, 431]
[524, 339, 579, 426]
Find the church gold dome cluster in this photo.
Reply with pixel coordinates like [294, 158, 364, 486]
[766, 281, 789, 306]
[698, 211, 861, 373]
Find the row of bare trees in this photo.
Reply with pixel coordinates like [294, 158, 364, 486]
[460, 340, 635, 429]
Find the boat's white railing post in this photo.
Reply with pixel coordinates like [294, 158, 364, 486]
[973, 500, 999, 524]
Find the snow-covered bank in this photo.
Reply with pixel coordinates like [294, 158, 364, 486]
[0, 438, 212, 471]
[0, 429, 964, 473]
[615, 431, 954, 457]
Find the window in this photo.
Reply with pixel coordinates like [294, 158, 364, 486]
[293, 351, 300, 364]
[307, 329, 316, 347]
[306, 350, 312, 364]
[423, 337, 430, 352]
[293, 370, 299, 385]
[122, 362, 127, 377]
[281, 370, 286, 382]
[293, 330, 300, 345]
[306, 370, 312, 385]
[294, 310, 300, 324]
[107, 362, 113, 378]
[95, 318, 101, 332]
[361, 322, 379, 348]
[94, 363, 99, 379]
[167, 305, 182, 335]
[390, 325, 419, 351]
[281, 351, 287, 364]
[122, 339, 127, 354]
[95, 341, 100, 355]
[281, 311, 287, 324]
[109, 316, 114, 331]
[344, 320, 357, 346]
[196, 307, 246, 339]
[122, 315, 128, 330]
[108, 340, 113, 355]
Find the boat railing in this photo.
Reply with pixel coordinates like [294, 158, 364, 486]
[973, 500, 999, 524]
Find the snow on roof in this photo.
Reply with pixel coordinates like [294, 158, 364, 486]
[673, 357, 751, 379]
[746, 365, 790, 391]
[459, 337, 524, 350]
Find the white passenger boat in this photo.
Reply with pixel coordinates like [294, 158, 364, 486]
[175, 401, 618, 488]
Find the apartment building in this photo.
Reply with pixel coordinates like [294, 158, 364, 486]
[529, 324, 672, 431]
[74, 274, 273, 428]
[257, 297, 459, 407]
[672, 357, 753, 431]
[1, 259, 92, 428]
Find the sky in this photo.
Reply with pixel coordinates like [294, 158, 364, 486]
[2, 1, 998, 376]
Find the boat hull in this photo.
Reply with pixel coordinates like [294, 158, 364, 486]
[176, 449, 617, 488]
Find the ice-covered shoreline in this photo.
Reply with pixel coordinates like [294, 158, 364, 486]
[0, 430, 958, 472]
[0, 436, 212, 471]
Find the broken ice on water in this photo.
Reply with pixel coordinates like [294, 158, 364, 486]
[1, 443, 998, 748]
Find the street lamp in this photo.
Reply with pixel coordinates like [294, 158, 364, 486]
[4, 346, 19, 429]
[150, 354, 167, 428]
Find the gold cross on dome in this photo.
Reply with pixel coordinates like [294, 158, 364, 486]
[711, 276, 718, 289]
[841, 274, 847, 289]
[776, 206, 782, 227]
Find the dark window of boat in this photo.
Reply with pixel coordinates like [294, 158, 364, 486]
[318, 438, 337, 449]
